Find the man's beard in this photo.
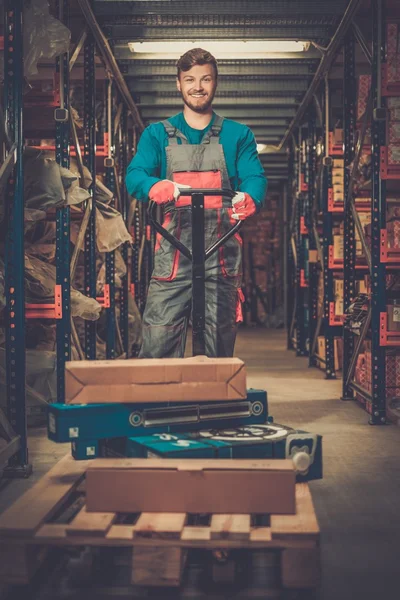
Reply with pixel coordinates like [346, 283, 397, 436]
[181, 89, 216, 113]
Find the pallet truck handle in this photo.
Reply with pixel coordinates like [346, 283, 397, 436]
[148, 188, 243, 260]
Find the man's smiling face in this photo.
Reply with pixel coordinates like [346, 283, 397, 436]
[176, 63, 217, 113]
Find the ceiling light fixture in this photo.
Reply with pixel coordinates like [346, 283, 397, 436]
[128, 40, 309, 56]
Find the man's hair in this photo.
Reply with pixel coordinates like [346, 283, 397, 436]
[176, 48, 218, 78]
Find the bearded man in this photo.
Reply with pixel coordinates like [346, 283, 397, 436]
[126, 48, 267, 358]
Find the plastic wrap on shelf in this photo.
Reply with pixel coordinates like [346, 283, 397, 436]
[26, 321, 56, 351]
[344, 294, 370, 335]
[23, 0, 71, 79]
[96, 202, 132, 253]
[97, 249, 127, 293]
[24, 148, 90, 211]
[0, 259, 5, 315]
[25, 255, 102, 320]
[25, 221, 57, 262]
[0, 348, 57, 407]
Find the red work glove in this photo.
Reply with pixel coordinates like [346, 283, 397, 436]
[231, 192, 257, 220]
[149, 180, 190, 204]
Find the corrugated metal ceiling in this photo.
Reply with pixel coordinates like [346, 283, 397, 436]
[93, 0, 354, 180]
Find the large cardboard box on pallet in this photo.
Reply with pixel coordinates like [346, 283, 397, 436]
[85, 458, 296, 515]
[65, 356, 247, 404]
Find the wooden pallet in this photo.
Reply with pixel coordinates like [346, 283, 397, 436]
[0, 455, 320, 592]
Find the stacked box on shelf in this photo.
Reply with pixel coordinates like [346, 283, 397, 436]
[332, 158, 345, 203]
[334, 279, 344, 316]
[317, 336, 343, 371]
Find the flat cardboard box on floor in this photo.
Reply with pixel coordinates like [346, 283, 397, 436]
[65, 356, 247, 404]
[85, 458, 296, 515]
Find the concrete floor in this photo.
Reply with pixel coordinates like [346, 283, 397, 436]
[1, 327, 400, 600]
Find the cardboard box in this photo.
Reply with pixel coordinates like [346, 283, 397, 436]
[387, 305, 400, 332]
[389, 122, 400, 144]
[333, 159, 345, 168]
[388, 97, 400, 122]
[333, 128, 344, 144]
[357, 75, 371, 121]
[65, 357, 247, 404]
[85, 458, 296, 515]
[333, 235, 344, 259]
[388, 144, 400, 165]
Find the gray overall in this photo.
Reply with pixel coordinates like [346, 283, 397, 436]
[139, 115, 243, 358]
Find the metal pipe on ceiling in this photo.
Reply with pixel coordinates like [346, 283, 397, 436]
[278, 0, 363, 150]
[77, 0, 144, 131]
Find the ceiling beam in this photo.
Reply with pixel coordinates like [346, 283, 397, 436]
[104, 25, 334, 42]
[94, 1, 349, 17]
[119, 59, 318, 77]
[128, 78, 309, 94]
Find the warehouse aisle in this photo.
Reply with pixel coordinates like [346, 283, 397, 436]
[237, 328, 400, 600]
[1, 328, 400, 600]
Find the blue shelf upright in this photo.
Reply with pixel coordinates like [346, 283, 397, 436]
[3, 0, 31, 476]
[119, 106, 130, 356]
[369, 0, 387, 424]
[342, 30, 357, 399]
[104, 79, 116, 359]
[83, 32, 97, 360]
[55, 0, 71, 401]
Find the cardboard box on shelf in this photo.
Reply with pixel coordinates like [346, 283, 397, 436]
[388, 144, 400, 165]
[333, 128, 344, 144]
[387, 23, 400, 83]
[386, 354, 400, 398]
[85, 458, 296, 515]
[389, 122, 400, 144]
[65, 356, 247, 404]
[387, 305, 400, 332]
[388, 97, 400, 122]
[387, 220, 400, 248]
[333, 235, 344, 259]
[335, 299, 344, 316]
[333, 159, 345, 169]
[317, 336, 341, 371]
[357, 280, 368, 294]
[357, 75, 372, 121]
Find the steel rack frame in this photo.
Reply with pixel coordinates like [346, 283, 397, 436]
[341, 30, 357, 398]
[83, 31, 97, 360]
[104, 80, 116, 360]
[307, 109, 318, 367]
[118, 106, 130, 356]
[55, 0, 71, 402]
[3, 0, 31, 476]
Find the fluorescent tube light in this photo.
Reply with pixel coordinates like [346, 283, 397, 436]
[128, 41, 309, 56]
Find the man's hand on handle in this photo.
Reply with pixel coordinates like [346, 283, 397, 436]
[231, 192, 257, 220]
[149, 180, 191, 204]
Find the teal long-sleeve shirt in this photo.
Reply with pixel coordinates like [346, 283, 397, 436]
[125, 112, 268, 209]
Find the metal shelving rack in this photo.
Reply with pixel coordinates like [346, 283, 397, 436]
[55, 0, 71, 401]
[293, 0, 400, 424]
[1, 0, 146, 475]
[3, 0, 30, 476]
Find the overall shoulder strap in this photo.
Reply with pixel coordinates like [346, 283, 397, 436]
[202, 114, 225, 144]
[162, 120, 188, 145]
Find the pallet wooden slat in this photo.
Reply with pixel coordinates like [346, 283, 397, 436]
[181, 526, 211, 541]
[0, 455, 90, 537]
[107, 525, 137, 541]
[135, 513, 187, 539]
[250, 527, 272, 542]
[66, 505, 117, 537]
[210, 514, 251, 541]
[270, 483, 320, 541]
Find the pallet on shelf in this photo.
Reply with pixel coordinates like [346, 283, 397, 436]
[0, 455, 320, 594]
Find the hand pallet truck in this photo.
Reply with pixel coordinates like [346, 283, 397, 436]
[149, 187, 242, 356]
